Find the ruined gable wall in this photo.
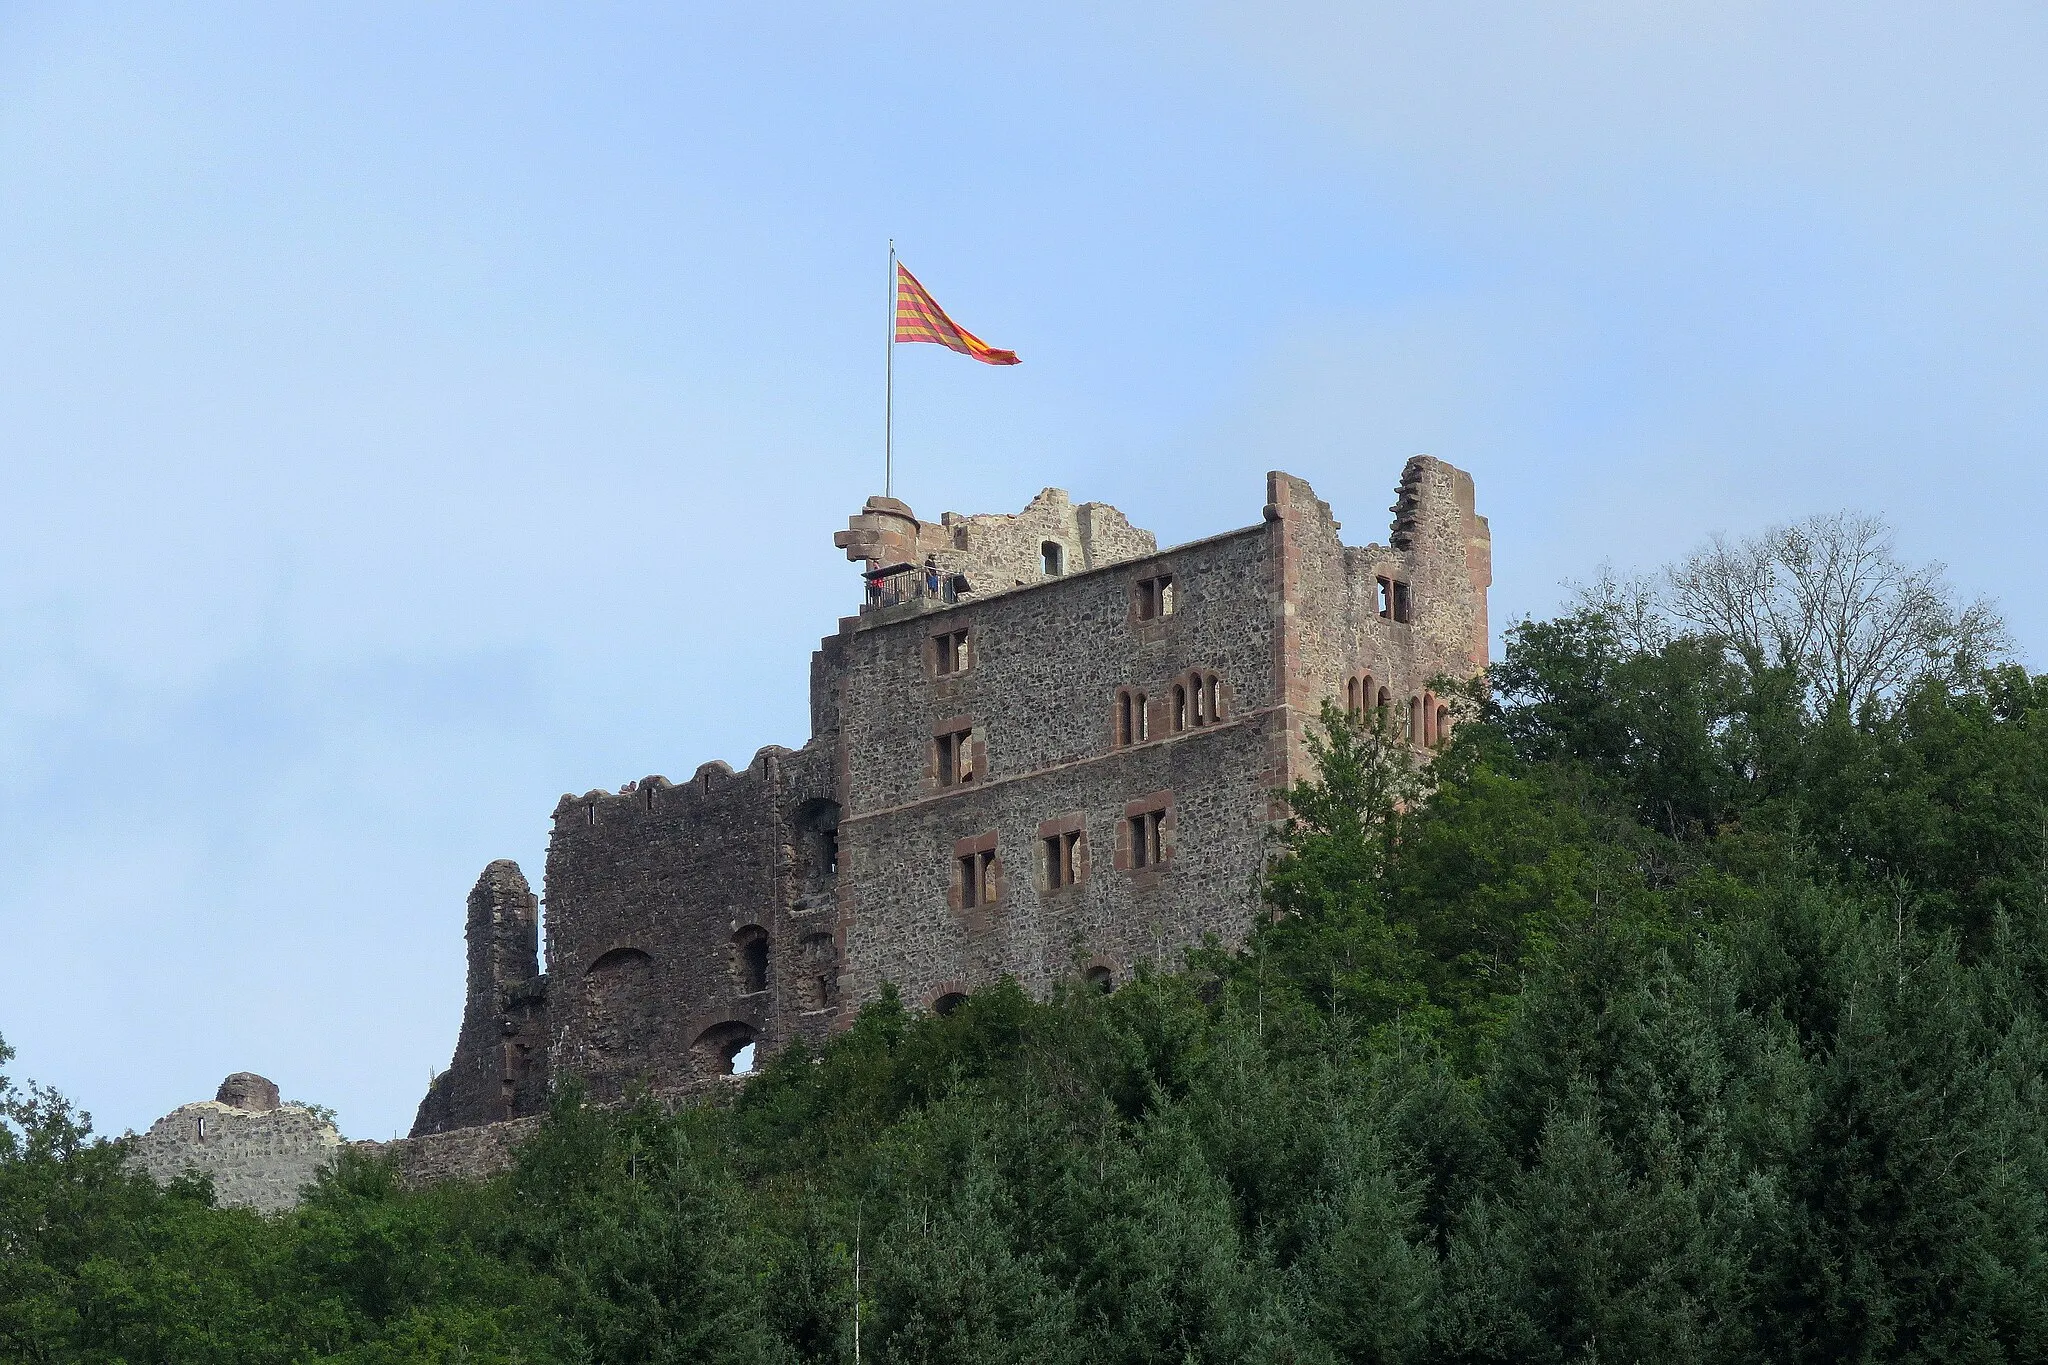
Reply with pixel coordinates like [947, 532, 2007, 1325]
[129, 1102, 342, 1214]
[412, 861, 549, 1136]
[1275, 457, 1493, 739]
[939, 488, 1158, 591]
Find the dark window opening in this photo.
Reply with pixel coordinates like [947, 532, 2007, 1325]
[1408, 697, 1421, 744]
[1377, 576, 1392, 618]
[934, 628, 971, 675]
[1172, 684, 1188, 732]
[935, 992, 969, 1017]
[935, 728, 974, 786]
[1129, 810, 1165, 869]
[797, 799, 841, 887]
[1376, 685, 1391, 713]
[1041, 541, 1064, 576]
[736, 929, 770, 994]
[959, 849, 999, 906]
[1044, 830, 1083, 889]
[1117, 691, 1134, 746]
[1136, 574, 1175, 620]
[1085, 965, 1114, 993]
[1435, 704, 1451, 747]
[1393, 580, 1412, 623]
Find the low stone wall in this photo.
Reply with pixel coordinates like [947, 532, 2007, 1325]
[128, 1100, 343, 1214]
[354, 1115, 546, 1187]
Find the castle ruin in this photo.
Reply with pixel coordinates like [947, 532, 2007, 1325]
[409, 460, 1491, 1138]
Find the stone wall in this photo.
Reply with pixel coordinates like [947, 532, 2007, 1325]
[128, 1073, 341, 1214]
[412, 861, 549, 1135]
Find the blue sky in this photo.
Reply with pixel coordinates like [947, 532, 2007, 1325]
[3, 4, 2043, 1140]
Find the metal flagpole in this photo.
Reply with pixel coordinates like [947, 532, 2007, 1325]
[884, 239, 896, 499]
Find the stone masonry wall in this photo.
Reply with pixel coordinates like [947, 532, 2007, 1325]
[537, 740, 840, 1106]
[129, 1080, 342, 1214]
[412, 861, 549, 1135]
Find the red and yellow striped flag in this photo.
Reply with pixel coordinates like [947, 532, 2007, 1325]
[895, 263, 1020, 366]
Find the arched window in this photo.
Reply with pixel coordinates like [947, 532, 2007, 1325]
[934, 992, 969, 1017]
[1376, 685, 1390, 714]
[1041, 541, 1064, 576]
[1117, 689, 1135, 746]
[1206, 672, 1222, 722]
[1408, 697, 1421, 744]
[1191, 673, 1207, 725]
[1084, 965, 1114, 994]
[1172, 683, 1189, 732]
[1347, 677, 1359, 714]
[692, 1021, 757, 1076]
[1435, 703, 1451, 748]
[734, 927, 770, 995]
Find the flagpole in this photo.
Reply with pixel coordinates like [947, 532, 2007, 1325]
[884, 239, 896, 499]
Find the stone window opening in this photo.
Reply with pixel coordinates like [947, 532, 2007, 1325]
[196, 1116, 207, 1140]
[796, 932, 837, 1010]
[1377, 576, 1413, 624]
[1377, 685, 1391, 714]
[934, 992, 969, 1017]
[1347, 672, 1376, 718]
[933, 627, 971, 676]
[1435, 701, 1452, 748]
[1116, 689, 1149, 746]
[1043, 829, 1084, 890]
[693, 1021, 757, 1077]
[1129, 810, 1166, 868]
[1041, 541, 1064, 576]
[1135, 574, 1174, 620]
[1176, 671, 1221, 729]
[935, 727, 975, 786]
[1408, 696, 1422, 745]
[1084, 965, 1114, 994]
[734, 927, 771, 995]
[796, 799, 842, 888]
[958, 848, 998, 907]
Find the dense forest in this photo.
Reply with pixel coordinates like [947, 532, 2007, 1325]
[5, 517, 2046, 1363]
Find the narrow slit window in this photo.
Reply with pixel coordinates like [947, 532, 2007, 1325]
[1172, 684, 1188, 732]
[977, 849, 998, 904]
[1041, 541, 1064, 576]
[1117, 691, 1134, 747]
[958, 853, 979, 905]
[1377, 576, 1393, 619]
[1393, 581, 1412, 624]
[1207, 673, 1220, 721]
[1134, 693, 1148, 741]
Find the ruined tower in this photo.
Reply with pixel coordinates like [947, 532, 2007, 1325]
[412, 458, 1491, 1136]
